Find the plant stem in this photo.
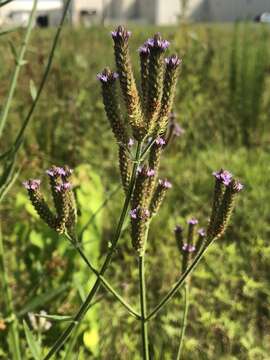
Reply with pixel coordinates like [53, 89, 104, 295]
[176, 283, 189, 360]
[0, 225, 21, 359]
[67, 235, 140, 320]
[43, 141, 143, 360]
[139, 255, 149, 360]
[146, 239, 214, 321]
[0, 0, 37, 139]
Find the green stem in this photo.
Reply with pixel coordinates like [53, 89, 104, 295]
[176, 283, 189, 360]
[0, 0, 37, 139]
[66, 235, 140, 320]
[139, 255, 149, 360]
[43, 141, 143, 360]
[0, 225, 21, 359]
[146, 239, 214, 321]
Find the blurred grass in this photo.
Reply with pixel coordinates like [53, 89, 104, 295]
[0, 23, 270, 359]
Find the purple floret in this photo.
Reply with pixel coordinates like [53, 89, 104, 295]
[198, 228, 206, 237]
[165, 55, 182, 68]
[147, 169, 155, 177]
[213, 169, 233, 186]
[130, 208, 137, 219]
[233, 180, 244, 193]
[182, 243, 196, 253]
[187, 218, 198, 225]
[55, 182, 72, 193]
[23, 179, 41, 191]
[138, 45, 150, 56]
[159, 179, 172, 189]
[173, 123, 185, 137]
[111, 26, 131, 41]
[128, 138, 134, 147]
[155, 137, 166, 146]
[97, 71, 118, 84]
[147, 33, 170, 51]
[46, 166, 66, 178]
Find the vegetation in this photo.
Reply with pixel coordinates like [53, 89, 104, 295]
[0, 22, 270, 359]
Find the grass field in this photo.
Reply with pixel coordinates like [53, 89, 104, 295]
[0, 23, 270, 359]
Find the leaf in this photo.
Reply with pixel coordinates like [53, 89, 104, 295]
[23, 320, 41, 360]
[33, 313, 73, 322]
[83, 328, 99, 355]
[29, 79, 37, 100]
[18, 283, 70, 316]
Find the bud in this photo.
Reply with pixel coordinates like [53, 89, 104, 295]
[146, 34, 170, 133]
[139, 44, 150, 112]
[174, 225, 184, 253]
[119, 145, 132, 193]
[158, 54, 181, 134]
[111, 25, 145, 140]
[130, 206, 150, 255]
[23, 179, 56, 230]
[98, 68, 128, 144]
[149, 178, 172, 216]
[212, 179, 243, 239]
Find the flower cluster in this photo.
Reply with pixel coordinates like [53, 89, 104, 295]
[175, 218, 206, 272]
[23, 165, 77, 236]
[97, 25, 180, 255]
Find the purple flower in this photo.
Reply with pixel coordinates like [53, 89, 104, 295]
[55, 182, 72, 193]
[97, 71, 118, 84]
[111, 26, 131, 41]
[159, 179, 172, 189]
[128, 138, 134, 147]
[147, 169, 155, 177]
[174, 225, 183, 233]
[147, 33, 170, 51]
[165, 55, 182, 68]
[182, 243, 196, 253]
[46, 166, 66, 178]
[213, 169, 233, 186]
[187, 218, 198, 225]
[232, 180, 244, 193]
[23, 179, 41, 190]
[138, 45, 150, 56]
[130, 208, 138, 219]
[130, 207, 150, 220]
[198, 228, 206, 237]
[155, 137, 166, 146]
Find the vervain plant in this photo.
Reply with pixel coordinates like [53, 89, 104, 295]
[22, 26, 243, 359]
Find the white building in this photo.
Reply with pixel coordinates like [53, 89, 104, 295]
[70, 0, 270, 25]
[0, 0, 62, 27]
[0, 0, 269, 27]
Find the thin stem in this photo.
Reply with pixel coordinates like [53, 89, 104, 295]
[0, 225, 21, 359]
[139, 255, 149, 360]
[66, 234, 140, 320]
[176, 283, 189, 360]
[0, 0, 37, 139]
[146, 239, 214, 321]
[43, 141, 143, 360]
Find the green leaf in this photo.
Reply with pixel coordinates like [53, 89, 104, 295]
[33, 313, 73, 322]
[29, 79, 37, 101]
[23, 320, 41, 360]
[18, 283, 70, 316]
